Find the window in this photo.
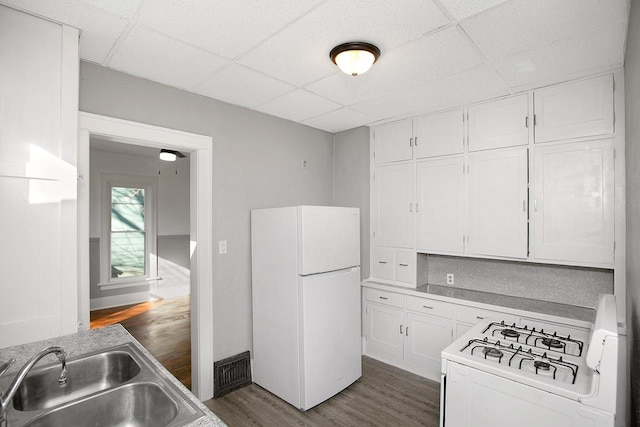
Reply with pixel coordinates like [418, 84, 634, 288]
[101, 174, 157, 287]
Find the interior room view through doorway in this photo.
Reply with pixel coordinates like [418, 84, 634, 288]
[88, 139, 192, 387]
[77, 112, 214, 400]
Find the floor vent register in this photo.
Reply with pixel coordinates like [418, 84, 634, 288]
[213, 351, 252, 398]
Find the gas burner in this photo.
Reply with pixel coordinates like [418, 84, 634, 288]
[541, 338, 563, 349]
[500, 329, 520, 339]
[482, 347, 503, 358]
[534, 360, 551, 371]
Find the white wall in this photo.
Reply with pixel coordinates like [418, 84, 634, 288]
[624, 0, 640, 424]
[80, 61, 334, 361]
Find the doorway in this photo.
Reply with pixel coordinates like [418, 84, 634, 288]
[77, 112, 214, 400]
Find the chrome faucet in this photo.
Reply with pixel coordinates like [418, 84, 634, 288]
[0, 346, 67, 427]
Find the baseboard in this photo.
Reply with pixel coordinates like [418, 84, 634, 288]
[90, 292, 157, 311]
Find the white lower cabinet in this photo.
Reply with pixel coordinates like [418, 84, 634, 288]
[364, 289, 453, 381]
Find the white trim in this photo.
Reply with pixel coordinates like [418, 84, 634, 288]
[100, 173, 158, 286]
[89, 292, 157, 311]
[78, 112, 214, 401]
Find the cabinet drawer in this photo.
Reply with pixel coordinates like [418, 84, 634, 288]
[372, 247, 394, 281]
[456, 305, 517, 325]
[366, 288, 405, 308]
[406, 296, 453, 318]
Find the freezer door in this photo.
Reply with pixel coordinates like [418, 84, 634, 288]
[300, 267, 362, 410]
[298, 206, 360, 275]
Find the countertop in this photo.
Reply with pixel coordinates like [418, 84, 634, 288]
[0, 324, 227, 427]
[363, 281, 596, 325]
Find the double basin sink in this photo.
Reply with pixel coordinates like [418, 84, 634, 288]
[1, 343, 204, 426]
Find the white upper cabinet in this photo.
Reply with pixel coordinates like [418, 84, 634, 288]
[532, 139, 614, 265]
[467, 147, 528, 259]
[372, 163, 414, 248]
[468, 94, 529, 152]
[414, 109, 464, 159]
[416, 157, 464, 254]
[533, 75, 614, 143]
[373, 120, 413, 164]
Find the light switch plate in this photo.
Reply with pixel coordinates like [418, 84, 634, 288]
[219, 240, 227, 254]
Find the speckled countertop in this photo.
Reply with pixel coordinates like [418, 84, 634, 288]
[416, 283, 595, 323]
[0, 325, 227, 427]
[363, 281, 595, 325]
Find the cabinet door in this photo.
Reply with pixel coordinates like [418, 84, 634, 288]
[416, 157, 464, 254]
[532, 139, 614, 264]
[467, 147, 528, 258]
[371, 247, 394, 281]
[468, 94, 529, 152]
[414, 108, 464, 158]
[404, 312, 453, 378]
[373, 120, 413, 164]
[372, 163, 414, 248]
[534, 74, 614, 143]
[365, 303, 404, 360]
[395, 249, 415, 285]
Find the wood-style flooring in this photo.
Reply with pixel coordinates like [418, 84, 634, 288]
[90, 295, 191, 389]
[205, 356, 441, 427]
[92, 297, 442, 426]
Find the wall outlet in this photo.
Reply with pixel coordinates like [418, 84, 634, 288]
[446, 273, 454, 285]
[218, 240, 227, 255]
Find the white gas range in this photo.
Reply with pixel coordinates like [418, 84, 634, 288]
[440, 294, 619, 427]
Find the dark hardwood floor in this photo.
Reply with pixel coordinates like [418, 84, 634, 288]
[92, 297, 442, 426]
[90, 295, 192, 389]
[205, 356, 441, 427]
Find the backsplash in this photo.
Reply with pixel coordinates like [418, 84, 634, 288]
[421, 255, 613, 309]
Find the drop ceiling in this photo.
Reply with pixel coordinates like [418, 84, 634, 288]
[1, 0, 631, 133]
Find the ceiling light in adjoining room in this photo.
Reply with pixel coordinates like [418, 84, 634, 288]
[159, 149, 177, 162]
[330, 42, 380, 76]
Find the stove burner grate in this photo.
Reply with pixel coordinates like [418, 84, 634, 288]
[482, 347, 503, 358]
[500, 329, 520, 339]
[534, 360, 551, 371]
[541, 337, 563, 349]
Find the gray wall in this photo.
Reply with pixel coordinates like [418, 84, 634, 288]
[80, 61, 334, 361]
[333, 127, 370, 279]
[625, 0, 640, 425]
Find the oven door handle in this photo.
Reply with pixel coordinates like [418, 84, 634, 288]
[439, 373, 446, 427]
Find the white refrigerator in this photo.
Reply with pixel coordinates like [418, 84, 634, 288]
[250, 205, 362, 411]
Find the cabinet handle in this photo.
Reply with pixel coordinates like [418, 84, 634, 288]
[409, 137, 413, 147]
[414, 137, 418, 146]
[378, 261, 388, 264]
[406, 326, 409, 336]
[400, 325, 404, 334]
[423, 305, 434, 309]
[525, 116, 529, 128]
[476, 316, 484, 320]
[379, 296, 388, 300]
[399, 263, 408, 267]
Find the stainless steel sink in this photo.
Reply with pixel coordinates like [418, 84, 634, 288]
[1, 343, 204, 427]
[13, 350, 141, 411]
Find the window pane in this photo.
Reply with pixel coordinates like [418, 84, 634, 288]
[111, 187, 145, 231]
[111, 231, 146, 278]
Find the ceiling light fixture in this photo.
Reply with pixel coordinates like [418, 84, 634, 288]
[159, 149, 177, 162]
[330, 42, 380, 76]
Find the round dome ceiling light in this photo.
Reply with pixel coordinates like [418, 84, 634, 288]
[330, 42, 380, 76]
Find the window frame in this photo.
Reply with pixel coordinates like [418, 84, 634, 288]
[100, 173, 158, 289]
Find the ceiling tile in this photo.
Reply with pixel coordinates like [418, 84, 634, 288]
[437, 0, 510, 21]
[195, 64, 295, 109]
[256, 90, 341, 123]
[77, 0, 143, 18]
[108, 25, 228, 91]
[351, 65, 510, 122]
[461, 0, 630, 62]
[492, 25, 627, 92]
[239, 0, 450, 87]
[137, 0, 324, 59]
[305, 26, 483, 105]
[0, 0, 128, 63]
[302, 108, 372, 133]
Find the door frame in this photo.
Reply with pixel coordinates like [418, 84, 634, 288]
[77, 112, 214, 400]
